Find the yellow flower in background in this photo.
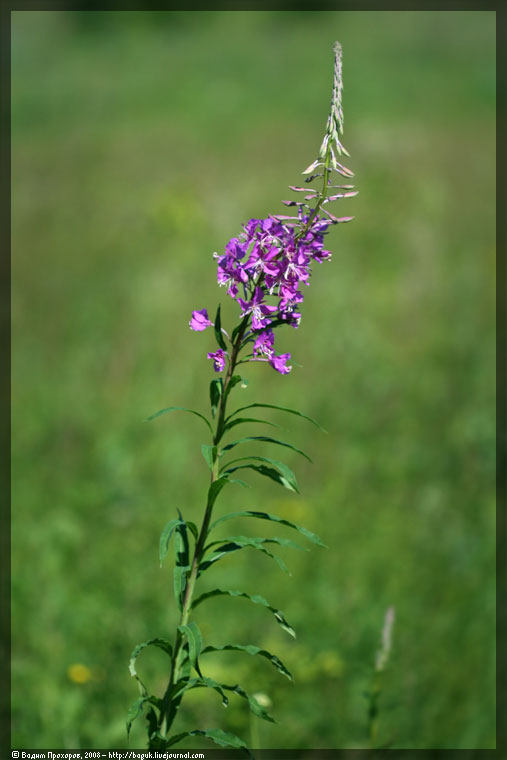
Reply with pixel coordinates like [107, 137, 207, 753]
[67, 663, 92, 684]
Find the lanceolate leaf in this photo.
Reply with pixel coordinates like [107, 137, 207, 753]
[127, 695, 162, 738]
[222, 435, 312, 462]
[166, 728, 250, 752]
[226, 463, 297, 493]
[202, 644, 293, 681]
[160, 518, 198, 567]
[201, 444, 217, 471]
[223, 456, 299, 492]
[159, 519, 183, 567]
[226, 402, 326, 432]
[146, 406, 213, 434]
[173, 516, 190, 611]
[223, 417, 282, 434]
[214, 304, 227, 351]
[129, 638, 173, 678]
[207, 535, 306, 553]
[192, 676, 229, 707]
[192, 677, 275, 722]
[126, 696, 149, 738]
[198, 537, 289, 575]
[211, 510, 326, 547]
[223, 683, 276, 723]
[192, 588, 296, 638]
[177, 622, 203, 671]
[225, 374, 244, 395]
[209, 379, 222, 419]
[207, 476, 231, 508]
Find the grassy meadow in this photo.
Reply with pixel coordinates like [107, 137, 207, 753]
[11, 10, 496, 750]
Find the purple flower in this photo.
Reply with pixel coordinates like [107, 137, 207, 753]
[253, 329, 275, 358]
[190, 308, 212, 331]
[238, 286, 277, 331]
[269, 353, 292, 375]
[207, 349, 227, 372]
[205, 207, 346, 374]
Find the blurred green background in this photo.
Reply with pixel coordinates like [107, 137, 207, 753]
[11, 10, 496, 751]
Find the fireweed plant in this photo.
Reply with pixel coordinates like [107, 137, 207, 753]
[127, 42, 356, 751]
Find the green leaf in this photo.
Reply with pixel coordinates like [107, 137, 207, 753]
[201, 444, 217, 471]
[146, 405, 213, 434]
[126, 695, 162, 738]
[223, 683, 276, 723]
[202, 643, 293, 681]
[211, 510, 326, 547]
[185, 521, 199, 541]
[166, 728, 250, 752]
[207, 534, 305, 553]
[206, 476, 231, 508]
[160, 518, 198, 567]
[173, 516, 190, 611]
[223, 456, 299, 492]
[226, 402, 326, 432]
[209, 379, 222, 419]
[193, 678, 275, 723]
[129, 638, 173, 678]
[214, 304, 227, 350]
[146, 707, 162, 746]
[226, 374, 243, 393]
[191, 676, 229, 707]
[199, 537, 289, 575]
[223, 417, 282, 434]
[177, 622, 203, 671]
[222, 435, 312, 462]
[231, 314, 250, 344]
[159, 519, 183, 567]
[126, 696, 149, 738]
[192, 588, 296, 638]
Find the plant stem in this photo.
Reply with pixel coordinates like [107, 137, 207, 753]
[295, 151, 331, 242]
[158, 316, 250, 737]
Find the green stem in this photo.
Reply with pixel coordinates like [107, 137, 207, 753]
[159, 316, 250, 737]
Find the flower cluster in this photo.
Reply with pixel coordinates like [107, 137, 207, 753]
[189, 211, 335, 375]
